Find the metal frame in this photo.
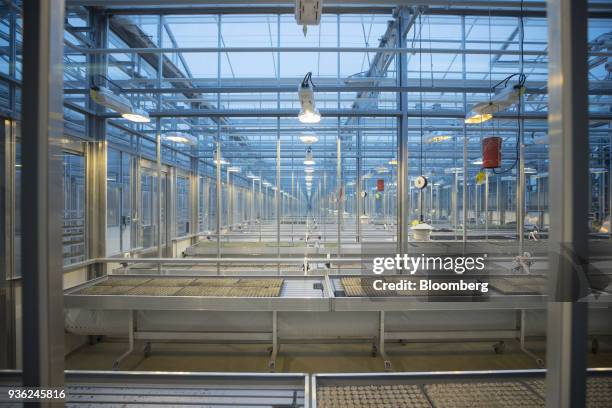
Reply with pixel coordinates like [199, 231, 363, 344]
[0, 369, 310, 407]
[544, 0, 590, 406]
[21, 0, 66, 388]
[311, 369, 612, 408]
[0, 119, 17, 368]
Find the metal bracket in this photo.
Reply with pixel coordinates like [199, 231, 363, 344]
[518, 309, 545, 368]
[268, 311, 278, 371]
[113, 310, 135, 370]
[379, 311, 392, 371]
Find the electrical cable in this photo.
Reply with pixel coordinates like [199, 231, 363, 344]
[301, 71, 316, 88]
[418, 14, 424, 177]
[493, 0, 525, 175]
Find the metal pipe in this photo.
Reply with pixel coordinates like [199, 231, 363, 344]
[397, 7, 410, 254]
[64, 42, 612, 57]
[461, 15, 468, 242]
[337, 131, 342, 256]
[92, 255, 544, 264]
[215, 140, 221, 274]
[156, 130, 163, 273]
[65, 0, 612, 11]
[259, 172, 262, 242]
[545, 0, 589, 405]
[517, 16, 526, 253]
[21, 0, 65, 388]
[485, 172, 489, 240]
[356, 119, 362, 242]
[276, 130, 281, 273]
[226, 167, 232, 228]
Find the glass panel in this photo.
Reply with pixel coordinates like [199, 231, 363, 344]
[62, 152, 86, 266]
[140, 164, 167, 249]
[106, 148, 133, 255]
[106, 148, 121, 255]
[176, 174, 190, 236]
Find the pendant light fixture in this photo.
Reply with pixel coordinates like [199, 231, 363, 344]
[298, 72, 321, 123]
[304, 146, 315, 165]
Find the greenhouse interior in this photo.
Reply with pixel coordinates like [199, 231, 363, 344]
[1, 0, 612, 406]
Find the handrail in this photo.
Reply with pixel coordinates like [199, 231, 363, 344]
[95, 257, 364, 264]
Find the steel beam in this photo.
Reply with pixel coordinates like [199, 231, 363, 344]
[397, 8, 410, 255]
[545, 0, 590, 406]
[21, 0, 65, 390]
[68, 43, 588, 56]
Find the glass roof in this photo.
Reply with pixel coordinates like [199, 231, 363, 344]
[62, 3, 612, 195]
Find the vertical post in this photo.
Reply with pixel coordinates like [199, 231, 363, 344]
[216, 140, 221, 274]
[291, 170, 294, 242]
[276, 130, 281, 273]
[252, 178, 256, 223]
[337, 133, 342, 256]
[497, 176, 502, 226]
[461, 15, 468, 242]
[259, 172, 263, 242]
[545, 0, 589, 406]
[156, 15, 163, 265]
[397, 8, 410, 254]
[517, 14, 526, 252]
[192, 158, 199, 240]
[485, 172, 489, 240]
[156, 130, 162, 271]
[87, 10, 107, 271]
[227, 167, 232, 228]
[452, 172, 458, 239]
[356, 119, 362, 242]
[21, 0, 65, 388]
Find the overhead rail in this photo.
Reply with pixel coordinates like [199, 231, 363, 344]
[62, 42, 612, 58]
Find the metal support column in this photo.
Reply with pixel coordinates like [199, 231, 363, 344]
[191, 158, 199, 242]
[87, 10, 108, 276]
[216, 140, 222, 274]
[485, 172, 489, 239]
[461, 15, 468, 242]
[397, 8, 410, 254]
[545, 0, 589, 406]
[156, 15, 164, 266]
[21, 0, 65, 390]
[517, 15, 526, 251]
[227, 167, 232, 229]
[337, 133, 342, 256]
[276, 131, 281, 273]
[259, 173, 263, 242]
[155, 130, 163, 269]
[356, 118, 362, 242]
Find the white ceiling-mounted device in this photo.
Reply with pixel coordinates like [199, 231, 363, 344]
[90, 85, 150, 123]
[295, 0, 322, 36]
[465, 84, 523, 124]
[90, 86, 131, 113]
[299, 132, 319, 144]
[298, 72, 321, 124]
[163, 131, 197, 146]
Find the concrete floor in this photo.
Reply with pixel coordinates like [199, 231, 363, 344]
[65, 339, 612, 373]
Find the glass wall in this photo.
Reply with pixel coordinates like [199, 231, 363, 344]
[62, 152, 86, 266]
[106, 148, 133, 255]
[176, 174, 190, 237]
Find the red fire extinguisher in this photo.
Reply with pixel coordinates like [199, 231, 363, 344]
[482, 137, 502, 169]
